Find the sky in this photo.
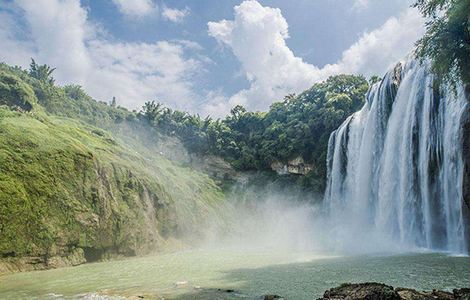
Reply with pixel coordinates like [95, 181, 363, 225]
[0, 0, 425, 117]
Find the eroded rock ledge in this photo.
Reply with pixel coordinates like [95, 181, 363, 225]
[318, 283, 470, 300]
[271, 156, 313, 176]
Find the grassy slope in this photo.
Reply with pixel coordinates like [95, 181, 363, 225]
[0, 68, 226, 270]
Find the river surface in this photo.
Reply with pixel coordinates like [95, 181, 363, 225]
[0, 250, 469, 299]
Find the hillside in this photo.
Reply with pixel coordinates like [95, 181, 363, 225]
[0, 69, 226, 273]
[0, 59, 372, 272]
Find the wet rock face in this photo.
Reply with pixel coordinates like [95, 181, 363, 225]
[317, 284, 470, 300]
[462, 89, 470, 248]
[271, 156, 313, 176]
[463, 108, 470, 207]
[0, 248, 86, 274]
[454, 288, 470, 300]
[319, 283, 400, 300]
[396, 288, 453, 300]
[392, 62, 403, 89]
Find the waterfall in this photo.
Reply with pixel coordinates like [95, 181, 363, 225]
[324, 58, 469, 254]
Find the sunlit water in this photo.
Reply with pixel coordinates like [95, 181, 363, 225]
[0, 250, 469, 299]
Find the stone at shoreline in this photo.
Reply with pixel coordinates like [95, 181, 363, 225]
[319, 283, 400, 300]
[396, 287, 453, 300]
[454, 288, 470, 300]
[317, 283, 470, 300]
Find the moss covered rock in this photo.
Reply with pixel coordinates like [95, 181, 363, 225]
[0, 108, 226, 272]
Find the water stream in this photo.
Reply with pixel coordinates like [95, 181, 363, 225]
[324, 59, 469, 254]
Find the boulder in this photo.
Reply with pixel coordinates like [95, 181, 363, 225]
[454, 288, 470, 300]
[396, 288, 453, 300]
[318, 283, 470, 300]
[318, 283, 400, 300]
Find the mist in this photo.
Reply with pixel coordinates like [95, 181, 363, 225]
[196, 175, 414, 256]
[193, 177, 321, 255]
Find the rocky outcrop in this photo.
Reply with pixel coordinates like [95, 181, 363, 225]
[392, 62, 403, 90]
[317, 283, 470, 300]
[396, 288, 454, 300]
[271, 156, 313, 176]
[0, 248, 85, 273]
[319, 283, 400, 300]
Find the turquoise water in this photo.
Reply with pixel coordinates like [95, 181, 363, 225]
[0, 250, 469, 299]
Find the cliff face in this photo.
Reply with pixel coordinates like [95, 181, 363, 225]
[462, 85, 470, 248]
[0, 109, 226, 273]
[271, 157, 313, 176]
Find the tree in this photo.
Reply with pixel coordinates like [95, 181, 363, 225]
[141, 101, 163, 123]
[414, 0, 470, 85]
[63, 85, 86, 100]
[369, 76, 382, 85]
[29, 58, 56, 85]
[283, 93, 296, 103]
[136, 74, 369, 189]
[229, 105, 247, 121]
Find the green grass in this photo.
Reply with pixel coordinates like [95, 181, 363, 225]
[0, 62, 230, 265]
[0, 107, 226, 259]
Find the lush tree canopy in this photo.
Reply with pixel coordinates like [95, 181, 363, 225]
[139, 74, 369, 190]
[414, 0, 470, 85]
[29, 58, 56, 85]
[1, 61, 369, 191]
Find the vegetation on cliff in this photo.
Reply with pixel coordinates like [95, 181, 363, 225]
[0, 58, 372, 270]
[1, 59, 370, 193]
[0, 66, 226, 270]
[414, 0, 470, 85]
[140, 75, 370, 191]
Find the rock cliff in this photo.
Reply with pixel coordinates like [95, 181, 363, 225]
[271, 156, 313, 176]
[0, 108, 226, 274]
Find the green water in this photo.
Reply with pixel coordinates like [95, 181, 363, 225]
[0, 250, 469, 299]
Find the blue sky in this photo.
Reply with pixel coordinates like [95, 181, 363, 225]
[0, 0, 424, 117]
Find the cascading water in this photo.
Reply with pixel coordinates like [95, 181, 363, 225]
[324, 58, 469, 254]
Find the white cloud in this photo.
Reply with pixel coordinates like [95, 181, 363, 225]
[208, 0, 424, 112]
[162, 6, 190, 23]
[0, 0, 203, 111]
[208, 0, 320, 111]
[15, 0, 91, 85]
[0, 0, 425, 117]
[353, 0, 369, 11]
[0, 10, 35, 67]
[111, 0, 189, 23]
[87, 40, 201, 109]
[198, 90, 233, 118]
[111, 0, 156, 18]
[321, 8, 425, 77]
